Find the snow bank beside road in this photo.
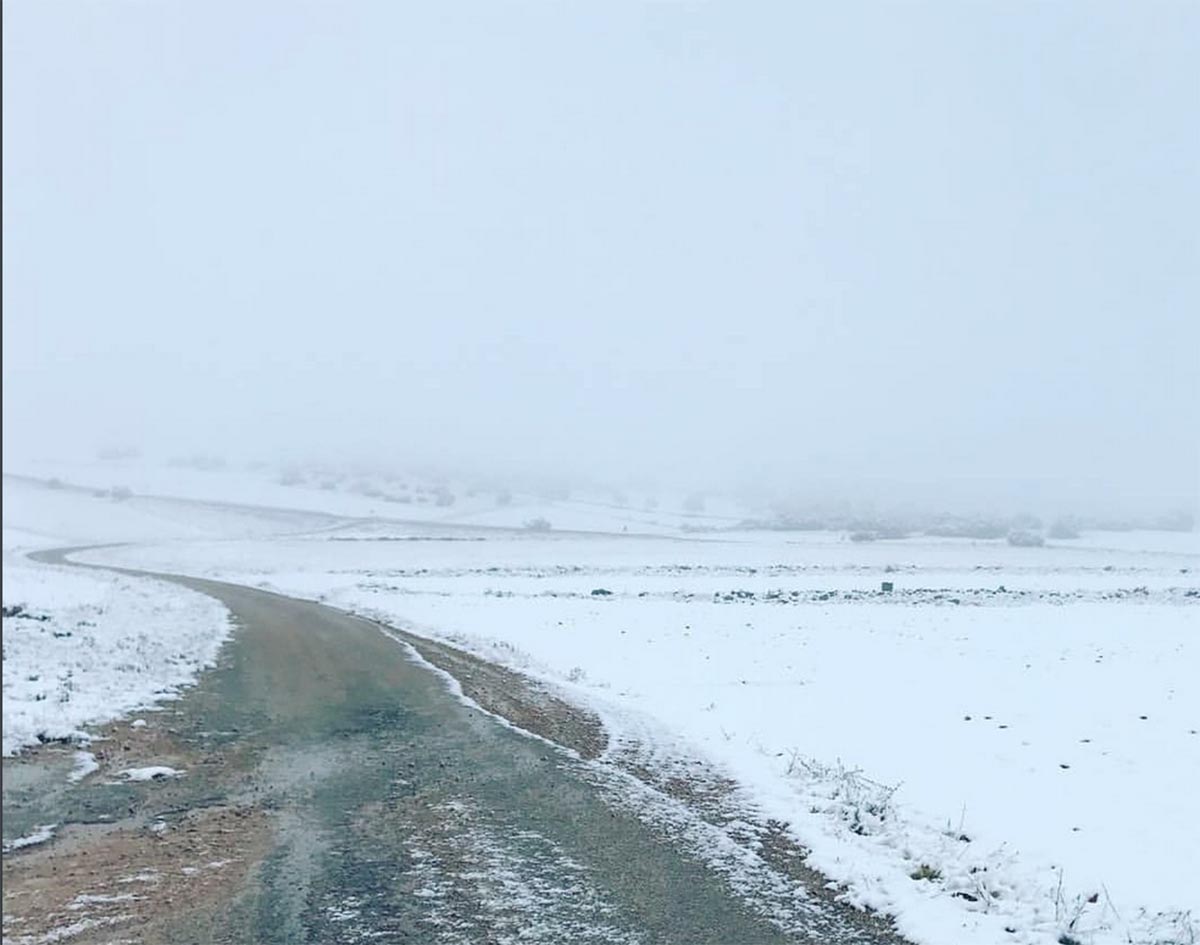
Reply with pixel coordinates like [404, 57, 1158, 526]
[2, 546, 231, 756]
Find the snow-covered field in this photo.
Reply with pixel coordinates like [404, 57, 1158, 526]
[4, 469, 1197, 945]
[3, 456, 751, 537]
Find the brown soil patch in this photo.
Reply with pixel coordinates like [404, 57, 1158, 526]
[379, 626, 609, 760]
[83, 714, 193, 778]
[2, 804, 271, 945]
[4, 709, 269, 944]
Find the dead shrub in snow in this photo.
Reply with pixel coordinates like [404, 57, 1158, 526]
[785, 752, 901, 837]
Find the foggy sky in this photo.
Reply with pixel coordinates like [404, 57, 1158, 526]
[4, 1, 1197, 514]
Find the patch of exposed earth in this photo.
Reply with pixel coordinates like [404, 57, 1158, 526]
[3, 713, 271, 945]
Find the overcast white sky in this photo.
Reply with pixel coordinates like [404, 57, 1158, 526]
[3, 1, 1197, 514]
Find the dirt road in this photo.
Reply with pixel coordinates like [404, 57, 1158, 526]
[3, 551, 908, 944]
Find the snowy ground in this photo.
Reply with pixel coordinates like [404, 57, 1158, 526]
[4, 471, 1198, 945]
[3, 456, 752, 537]
[1, 548, 230, 757]
[0, 474, 296, 757]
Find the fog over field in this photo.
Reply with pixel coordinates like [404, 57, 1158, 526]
[4, 1, 1197, 514]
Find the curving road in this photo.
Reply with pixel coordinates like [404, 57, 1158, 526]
[2, 549, 909, 945]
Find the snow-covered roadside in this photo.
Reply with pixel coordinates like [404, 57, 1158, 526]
[81, 530, 1200, 945]
[2, 542, 232, 757]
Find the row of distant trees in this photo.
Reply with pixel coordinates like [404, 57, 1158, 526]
[750, 509, 1194, 541]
